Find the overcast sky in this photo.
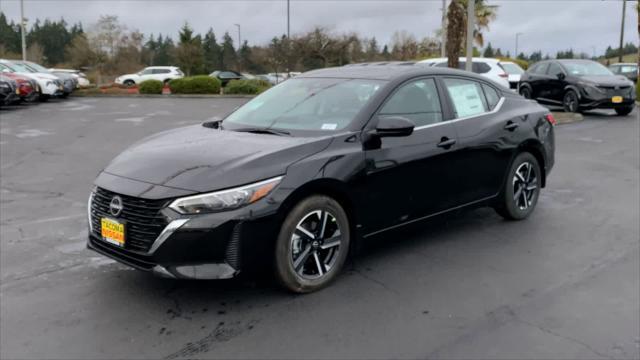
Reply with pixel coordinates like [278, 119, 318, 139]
[0, 0, 637, 56]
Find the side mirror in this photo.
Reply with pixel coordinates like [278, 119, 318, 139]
[556, 73, 565, 80]
[374, 116, 415, 137]
[1, 69, 9, 73]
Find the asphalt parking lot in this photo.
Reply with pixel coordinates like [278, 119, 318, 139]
[1, 97, 638, 359]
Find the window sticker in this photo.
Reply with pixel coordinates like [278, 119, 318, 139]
[321, 123, 338, 130]
[448, 84, 485, 117]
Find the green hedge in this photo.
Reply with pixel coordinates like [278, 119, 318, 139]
[138, 80, 164, 94]
[224, 79, 271, 95]
[169, 76, 221, 94]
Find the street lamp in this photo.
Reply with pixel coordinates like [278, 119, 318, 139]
[234, 23, 241, 48]
[515, 32, 524, 59]
[20, 0, 27, 61]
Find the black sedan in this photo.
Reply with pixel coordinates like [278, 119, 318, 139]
[209, 70, 244, 86]
[519, 59, 636, 116]
[88, 66, 555, 293]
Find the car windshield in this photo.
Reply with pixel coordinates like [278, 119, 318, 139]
[5, 62, 34, 73]
[562, 61, 614, 76]
[500, 63, 524, 74]
[223, 78, 385, 132]
[24, 62, 50, 73]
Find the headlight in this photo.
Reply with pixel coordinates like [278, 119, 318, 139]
[46, 81, 53, 86]
[169, 176, 283, 214]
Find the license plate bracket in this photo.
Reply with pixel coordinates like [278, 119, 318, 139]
[101, 217, 125, 247]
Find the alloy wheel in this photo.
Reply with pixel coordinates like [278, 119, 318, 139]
[512, 162, 538, 211]
[564, 92, 578, 112]
[290, 210, 342, 280]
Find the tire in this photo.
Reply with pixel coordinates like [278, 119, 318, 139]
[123, 80, 135, 87]
[163, 79, 171, 84]
[615, 106, 634, 116]
[274, 195, 350, 293]
[563, 90, 579, 113]
[519, 86, 532, 99]
[494, 152, 541, 221]
[38, 93, 49, 102]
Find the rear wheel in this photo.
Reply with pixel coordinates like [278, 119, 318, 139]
[123, 80, 135, 87]
[615, 106, 634, 116]
[274, 195, 350, 293]
[519, 86, 532, 99]
[495, 152, 541, 220]
[563, 90, 579, 113]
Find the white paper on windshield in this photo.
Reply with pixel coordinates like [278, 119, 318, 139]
[448, 84, 485, 117]
[321, 123, 337, 130]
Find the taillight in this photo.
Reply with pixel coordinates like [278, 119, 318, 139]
[499, 72, 508, 78]
[545, 114, 556, 126]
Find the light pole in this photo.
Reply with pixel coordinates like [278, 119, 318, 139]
[286, 0, 291, 75]
[234, 23, 241, 49]
[20, 0, 27, 61]
[465, 0, 474, 71]
[441, 0, 447, 57]
[515, 32, 524, 59]
[618, 0, 626, 62]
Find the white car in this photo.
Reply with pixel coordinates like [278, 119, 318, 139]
[0, 59, 63, 101]
[51, 68, 91, 88]
[499, 61, 525, 90]
[417, 57, 510, 89]
[115, 66, 184, 86]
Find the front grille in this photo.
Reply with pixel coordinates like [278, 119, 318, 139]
[225, 223, 242, 269]
[90, 187, 169, 253]
[597, 85, 632, 97]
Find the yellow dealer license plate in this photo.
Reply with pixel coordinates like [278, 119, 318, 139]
[101, 218, 125, 247]
[612, 96, 623, 104]
[15, 89, 20, 95]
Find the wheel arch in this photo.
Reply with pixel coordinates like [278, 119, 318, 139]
[517, 139, 547, 188]
[563, 85, 582, 99]
[277, 178, 360, 253]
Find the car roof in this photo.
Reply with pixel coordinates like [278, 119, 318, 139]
[417, 57, 500, 64]
[610, 63, 637, 66]
[299, 65, 491, 82]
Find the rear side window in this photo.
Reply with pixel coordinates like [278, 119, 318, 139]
[152, 69, 171, 74]
[443, 78, 488, 118]
[530, 63, 549, 75]
[379, 78, 443, 127]
[547, 62, 563, 76]
[472, 62, 491, 74]
[482, 84, 501, 110]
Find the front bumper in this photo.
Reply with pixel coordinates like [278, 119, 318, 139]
[579, 87, 635, 110]
[87, 206, 279, 280]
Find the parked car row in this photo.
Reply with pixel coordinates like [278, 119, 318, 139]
[518, 59, 636, 116]
[209, 70, 300, 86]
[0, 59, 87, 106]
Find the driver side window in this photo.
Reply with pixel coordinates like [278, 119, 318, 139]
[379, 78, 443, 127]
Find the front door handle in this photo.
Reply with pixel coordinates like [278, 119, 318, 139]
[437, 137, 456, 149]
[504, 121, 519, 131]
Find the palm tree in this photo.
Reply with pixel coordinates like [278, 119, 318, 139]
[464, 0, 498, 48]
[445, 0, 497, 68]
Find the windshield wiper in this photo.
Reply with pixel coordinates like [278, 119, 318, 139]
[232, 127, 291, 136]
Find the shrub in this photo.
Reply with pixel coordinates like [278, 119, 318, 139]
[169, 76, 221, 94]
[138, 80, 164, 94]
[225, 79, 271, 95]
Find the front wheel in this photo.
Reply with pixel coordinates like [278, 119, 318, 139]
[123, 80, 135, 87]
[519, 86, 532, 99]
[274, 195, 350, 293]
[495, 152, 541, 220]
[615, 106, 634, 116]
[563, 90, 580, 113]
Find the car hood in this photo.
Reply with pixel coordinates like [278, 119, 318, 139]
[579, 75, 632, 87]
[101, 125, 332, 194]
[16, 72, 59, 81]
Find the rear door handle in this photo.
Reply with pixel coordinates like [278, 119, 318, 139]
[504, 121, 519, 131]
[437, 137, 456, 149]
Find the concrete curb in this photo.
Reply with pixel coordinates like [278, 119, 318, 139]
[551, 111, 584, 125]
[70, 93, 256, 99]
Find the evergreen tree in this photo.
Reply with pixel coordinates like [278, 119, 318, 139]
[0, 12, 21, 55]
[221, 31, 237, 70]
[494, 47, 503, 57]
[381, 44, 390, 60]
[483, 42, 494, 57]
[173, 23, 204, 75]
[202, 28, 222, 73]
